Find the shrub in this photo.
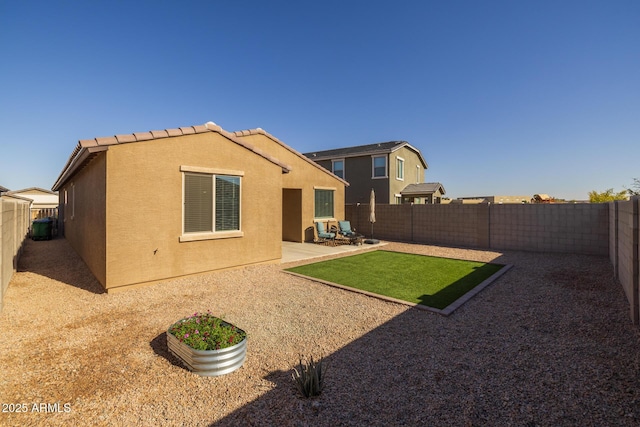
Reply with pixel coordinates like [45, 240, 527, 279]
[292, 355, 326, 398]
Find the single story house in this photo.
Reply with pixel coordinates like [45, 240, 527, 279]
[52, 121, 346, 292]
[4, 187, 59, 220]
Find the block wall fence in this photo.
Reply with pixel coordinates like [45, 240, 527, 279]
[609, 199, 640, 324]
[0, 198, 31, 313]
[346, 198, 640, 323]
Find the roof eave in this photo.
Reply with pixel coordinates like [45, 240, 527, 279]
[234, 128, 349, 187]
[307, 142, 428, 169]
[52, 146, 107, 191]
[390, 143, 428, 169]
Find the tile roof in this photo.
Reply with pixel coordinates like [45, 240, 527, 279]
[52, 122, 293, 191]
[303, 141, 428, 169]
[232, 128, 349, 186]
[400, 182, 446, 195]
[304, 141, 407, 159]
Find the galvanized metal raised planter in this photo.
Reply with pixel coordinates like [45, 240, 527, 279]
[167, 320, 247, 377]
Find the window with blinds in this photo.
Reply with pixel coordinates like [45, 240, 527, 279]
[314, 189, 334, 219]
[184, 173, 240, 233]
[215, 175, 240, 231]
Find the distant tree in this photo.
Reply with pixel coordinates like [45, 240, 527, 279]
[588, 188, 629, 203]
[625, 178, 640, 197]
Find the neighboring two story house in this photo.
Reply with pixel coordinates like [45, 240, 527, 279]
[304, 141, 443, 204]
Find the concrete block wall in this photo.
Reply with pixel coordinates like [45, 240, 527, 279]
[346, 204, 488, 245]
[412, 204, 489, 248]
[373, 204, 412, 241]
[609, 202, 618, 276]
[0, 198, 31, 313]
[346, 202, 608, 255]
[491, 203, 609, 255]
[612, 199, 639, 324]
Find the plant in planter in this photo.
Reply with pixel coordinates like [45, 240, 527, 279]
[167, 311, 247, 377]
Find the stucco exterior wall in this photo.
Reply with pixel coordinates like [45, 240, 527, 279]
[344, 155, 389, 204]
[100, 132, 284, 290]
[312, 147, 424, 205]
[389, 146, 424, 202]
[233, 132, 345, 242]
[60, 154, 107, 286]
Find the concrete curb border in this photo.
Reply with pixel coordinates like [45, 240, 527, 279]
[284, 263, 514, 316]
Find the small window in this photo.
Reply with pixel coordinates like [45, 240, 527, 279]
[314, 189, 334, 218]
[396, 157, 404, 180]
[395, 196, 402, 204]
[183, 172, 241, 234]
[416, 165, 421, 183]
[70, 183, 75, 220]
[372, 155, 387, 178]
[63, 189, 68, 221]
[332, 159, 344, 179]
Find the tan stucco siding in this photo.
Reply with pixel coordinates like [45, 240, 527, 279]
[389, 147, 425, 203]
[103, 132, 283, 290]
[62, 154, 107, 285]
[234, 133, 345, 242]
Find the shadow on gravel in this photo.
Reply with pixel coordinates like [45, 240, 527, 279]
[205, 252, 640, 426]
[150, 332, 187, 370]
[16, 237, 104, 294]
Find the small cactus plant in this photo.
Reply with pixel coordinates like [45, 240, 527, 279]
[292, 355, 326, 398]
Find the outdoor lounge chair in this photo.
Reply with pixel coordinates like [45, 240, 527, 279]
[338, 220, 357, 237]
[314, 221, 336, 245]
[337, 220, 363, 245]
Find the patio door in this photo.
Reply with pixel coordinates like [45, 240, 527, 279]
[282, 188, 303, 242]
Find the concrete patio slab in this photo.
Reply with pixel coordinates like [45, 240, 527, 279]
[280, 240, 387, 264]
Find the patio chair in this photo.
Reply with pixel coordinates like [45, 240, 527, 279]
[338, 220, 357, 238]
[338, 220, 363, 245]
[314, 221, 336, 246]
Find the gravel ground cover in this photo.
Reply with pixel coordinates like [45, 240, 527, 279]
[1, 238, 639, 426]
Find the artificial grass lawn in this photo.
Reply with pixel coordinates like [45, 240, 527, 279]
[286, 250, 505, 310]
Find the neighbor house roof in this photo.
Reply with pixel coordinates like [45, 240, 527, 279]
[233, 128, 349, 186]
[52, 122, 292, 191]
[303, 141, 428, 169]
[400, 182, 446, 196]
[5, 188, 58, 207]
[0, 185, 9, 194]
[6, 187, 56, 195]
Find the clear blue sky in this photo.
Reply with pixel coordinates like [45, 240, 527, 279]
[1, 0, 638, 200]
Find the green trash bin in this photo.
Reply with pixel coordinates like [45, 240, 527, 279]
[32, 218, 53, 241]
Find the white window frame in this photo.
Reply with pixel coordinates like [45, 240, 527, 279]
[416, 165, 421, 183]
[63, 188, 68, 222]
[313, 186, 336, 220]
[396, 156, 404, 181]
[371, 155, 387, 179]
[331, 159, 345, 180]
[180, 165, 244, 242]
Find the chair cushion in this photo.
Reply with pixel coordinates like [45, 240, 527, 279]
[338, 221, 351, 232]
